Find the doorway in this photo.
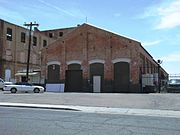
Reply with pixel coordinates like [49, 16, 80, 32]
[93, 76, 101, 93]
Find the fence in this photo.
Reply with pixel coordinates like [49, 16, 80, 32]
[139, 66, 168, 93]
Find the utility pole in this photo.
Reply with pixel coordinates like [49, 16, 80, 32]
[24, 22, 39, 82]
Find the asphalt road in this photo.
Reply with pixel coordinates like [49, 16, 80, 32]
[1, 107, 180, 135]
[1, 91, 180, 111]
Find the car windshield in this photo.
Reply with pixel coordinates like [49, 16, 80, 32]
[169, 79, 180, 84]
[4, 82, 13, 85]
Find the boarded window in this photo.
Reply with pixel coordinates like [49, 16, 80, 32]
[43, 40, 47, 47]
[49, 33, 53, 38]
[33, 36, 37, 46]
[21, 32, 26, 43]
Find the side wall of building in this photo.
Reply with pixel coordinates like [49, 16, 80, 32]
[0, 20, 53, 83]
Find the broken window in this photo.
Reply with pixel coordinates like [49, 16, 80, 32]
[6, 28, 12, 41]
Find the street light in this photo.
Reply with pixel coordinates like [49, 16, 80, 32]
[24, 22, 39, 82]
[157, 59, 162, 93]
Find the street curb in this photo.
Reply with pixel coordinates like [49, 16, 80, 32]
[0, 102, 80, 111]
[1, 102, 180, 118]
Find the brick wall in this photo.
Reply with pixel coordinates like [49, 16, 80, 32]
[43, 24, 143, 92]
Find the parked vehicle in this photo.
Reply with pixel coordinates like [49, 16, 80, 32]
[4, 82, 13, 85]
[167, 79, 180, 93]
[0, 78, 4, 90]
[4, 82, 45, 93]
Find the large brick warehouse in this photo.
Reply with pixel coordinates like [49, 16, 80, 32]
[41, 23, 168, 93]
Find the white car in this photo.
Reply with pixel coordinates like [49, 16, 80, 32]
[4, 82, 44, 93]
[0, 78, 4, 90]
[167, 79, 180, 93]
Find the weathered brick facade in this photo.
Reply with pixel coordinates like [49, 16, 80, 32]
[0, 19, 55, 83]
[0, 19, 168, 92]
[42, 24, 167, 92]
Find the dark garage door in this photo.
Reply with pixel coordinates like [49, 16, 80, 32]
[47, 64, 60, 83]
[65, 64, 83, 92]
[114, 62, 130, 92]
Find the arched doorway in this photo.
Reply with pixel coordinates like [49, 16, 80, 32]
[65, 63, 83, 92]
[47, 64, 60, 83]
[114, 62, 130, 92]
[90, 63, 104, 93]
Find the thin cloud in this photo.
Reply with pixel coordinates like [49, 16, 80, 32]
[161, 53, 180, 62]
[139, 1, 180, 30]
[113, 13, 121, 17]
[138, 6, 158, 19]
[156, 0, 180, 29]
[0, 6, 26, 23]
[37, 0, 85, 18]
[166, 34, 180, 45]
[142, 40, 161, 47]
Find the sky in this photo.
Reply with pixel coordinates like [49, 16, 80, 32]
[0, 0, 180, 75]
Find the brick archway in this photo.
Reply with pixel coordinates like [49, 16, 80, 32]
[47, 64, 60, 83]
[114, 62, 130, 92]
[65, 63, 83, 92]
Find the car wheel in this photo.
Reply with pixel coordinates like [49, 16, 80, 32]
[11, 88, 17, 93]
[34, 88, 40, 93]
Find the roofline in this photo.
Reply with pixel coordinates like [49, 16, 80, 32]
[83, 23, 140, 43]
[139, 42, 168, 75]
[41, 26, 77, 32]
[0, 19, 51, 39]
[139, 43, 153, 59]
[0, 18, 29, 31]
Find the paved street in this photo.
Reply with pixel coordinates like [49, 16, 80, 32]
[1, 91, 180, 111]
[1, 91, 180, 134]
[1, 107, 180, 135]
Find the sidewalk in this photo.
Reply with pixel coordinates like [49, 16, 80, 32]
[1, 102, 180, 118]
[1, 91, 180, 117]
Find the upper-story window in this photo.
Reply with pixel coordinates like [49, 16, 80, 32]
[6, 28, 12, 41]
[43, 40, 47, 47]
[59, 32, 63, 37]
[21, 32, 26, 43]
[49, 33, 53, 38]
[33, 36, 37, 46]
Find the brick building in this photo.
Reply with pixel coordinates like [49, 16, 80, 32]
[0, 19, 168, 92]
[0, 19, 54, 83]
[41, 23, 168, 93]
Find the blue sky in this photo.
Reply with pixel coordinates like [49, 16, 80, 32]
[0, 0, 180, 74]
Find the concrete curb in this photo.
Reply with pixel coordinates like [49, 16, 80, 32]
[1, 102, 180, 118]
[0, 102, 80, 111]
